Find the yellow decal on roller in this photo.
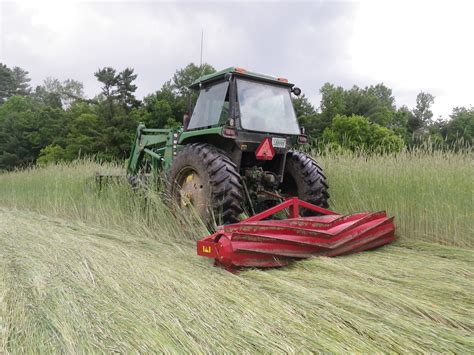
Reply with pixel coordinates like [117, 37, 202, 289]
[202, 245, 212, 254]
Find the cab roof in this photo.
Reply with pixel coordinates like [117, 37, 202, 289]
[189, 67, 294, 90]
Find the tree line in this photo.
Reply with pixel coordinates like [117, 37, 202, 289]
[295, 84, 472, 152]
[0, 62, 472, 170]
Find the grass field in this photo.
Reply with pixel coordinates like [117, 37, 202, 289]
[0, 149, 473, 352]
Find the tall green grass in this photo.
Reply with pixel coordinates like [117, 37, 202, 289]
[0, 160, 208, 242]
[0, 148, 471, 247]
[318, 148, 473, 247]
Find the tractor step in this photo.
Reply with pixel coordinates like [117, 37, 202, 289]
[197, 198, 395, 271]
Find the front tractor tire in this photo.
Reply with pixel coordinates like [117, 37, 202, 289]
[282, 151, 330, 210]
[167, 143, 244, 227]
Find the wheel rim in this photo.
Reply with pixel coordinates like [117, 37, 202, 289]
[174, 167, 206, 211]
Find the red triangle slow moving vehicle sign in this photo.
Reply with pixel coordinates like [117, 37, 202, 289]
[255, 138, 275, 160]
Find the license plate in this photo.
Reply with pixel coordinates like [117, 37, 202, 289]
[272, 137, 287, 148]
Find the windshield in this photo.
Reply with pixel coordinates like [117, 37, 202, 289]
[236, 79, 300, 135]
[188, 81, 229, 130]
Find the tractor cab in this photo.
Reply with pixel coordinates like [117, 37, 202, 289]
[186, 67, 302, 136]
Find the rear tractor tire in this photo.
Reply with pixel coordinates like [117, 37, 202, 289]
[167, 143, 244, 227]
[281, 150, 330, 210]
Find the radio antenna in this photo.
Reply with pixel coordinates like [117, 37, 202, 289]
[199, 29, 204, 68]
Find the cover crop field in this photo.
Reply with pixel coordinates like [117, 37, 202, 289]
[0, 149, 472, 353]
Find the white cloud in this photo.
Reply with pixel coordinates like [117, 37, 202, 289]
[1, 0, 472, 118]
[349, 0, 474, 117]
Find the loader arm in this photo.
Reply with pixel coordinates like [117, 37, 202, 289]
[127, 123, 178, 176]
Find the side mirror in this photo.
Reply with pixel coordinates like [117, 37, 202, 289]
[183, 112, 190, 131]
[292, 87, 302, 96]
[300, 126, 305, 134]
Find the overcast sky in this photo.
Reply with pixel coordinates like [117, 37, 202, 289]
[1, 0, 472, 118]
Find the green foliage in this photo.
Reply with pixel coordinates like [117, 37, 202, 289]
[89, 67, 142, 159]
[33, 77, 85, 109]
[317, 83, 346, 135]
[95, 67, 140, 117]
[322, 114, 404, 153]
[445, 107, 474, 145]
[141, 63, 215, 128]
[33, 83, 62, 108]
[386, 106, 415, 143]
[10, 66, 32, 96]
[0, 96, 67, 169]
[292, 94, 316, 118]
[117, 68, 140, 110]
[392, 106, 412, 129]
[142, 87, 184, 128]
[300, 84, 445, 150]
[305, 82, 397, 138]
[0, 62, 217, 170]
[412, 92, 435, 128]
[37, 144, 67, 165]
[170, 62, 215, 96]
[64, 113, 106, 159]
[0, 63, 31, 103]
[343, 84, 396, 126]
[292, 94, 320, 136]
[407, 105, 473, 149]
[0, 64, 12, 103]
[95, 67, 119, 97]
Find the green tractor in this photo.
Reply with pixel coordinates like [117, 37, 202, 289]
[127, 67, 329, 226]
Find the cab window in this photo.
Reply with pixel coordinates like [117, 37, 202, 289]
[188, 81, 229, 130]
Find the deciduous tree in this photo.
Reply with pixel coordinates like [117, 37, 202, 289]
[322, 114, 404, 153]
[410, 92, 435, 132]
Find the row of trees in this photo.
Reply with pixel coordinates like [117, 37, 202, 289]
[294, 83, 472, 150]
[0, 62, 472, 170]
[0, 62, 215, 169]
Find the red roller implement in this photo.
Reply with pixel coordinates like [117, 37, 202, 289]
[197, 197, 396, 271]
